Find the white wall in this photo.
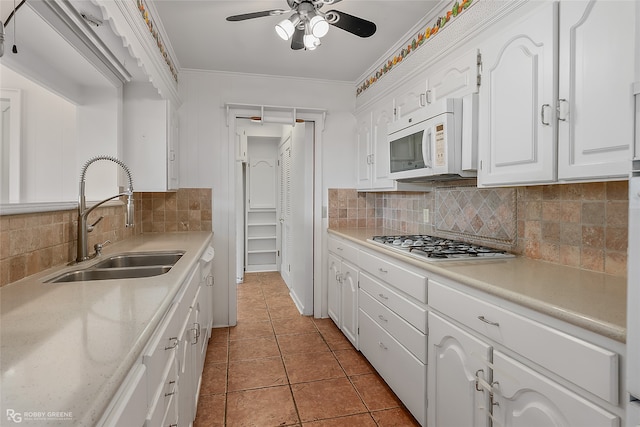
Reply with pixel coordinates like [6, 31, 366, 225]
[0, 65, 121, 204]
[178, 70, 357, 325]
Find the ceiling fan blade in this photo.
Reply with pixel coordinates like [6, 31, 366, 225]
[291, 27, 305, 50]
[327, 10, 376, 38]
[226, 9, 286, 21]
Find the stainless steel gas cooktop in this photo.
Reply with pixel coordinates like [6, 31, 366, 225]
[367, 235, 515, 262]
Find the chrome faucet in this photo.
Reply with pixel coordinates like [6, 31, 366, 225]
[77, 155, 134, 262]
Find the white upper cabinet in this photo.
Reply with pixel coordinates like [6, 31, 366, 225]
[426, 48, 480, 104]
[557, 0, 637, 181]
[477, 2, 557, 187]
[356, 112, 374, 189]
[123, 83, 179, 192]
[371, 102, 396, 189]
[394, 76, 429, 119]
[478, 0, 637, 187]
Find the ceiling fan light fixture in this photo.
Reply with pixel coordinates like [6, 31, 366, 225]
[275, 13, 300, 40]
[303, 26, 321, 50]
[309, 14, 329, 38]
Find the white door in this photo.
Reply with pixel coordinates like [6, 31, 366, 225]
[428, 312, 492, 427]
[492, 350, 619, 427]
[327, 253, 341, 325]
[477, 2, 557, 186]
[279, 135, 292, 288]
[557, 0, 636, 180]
[340, 261, 358, 348]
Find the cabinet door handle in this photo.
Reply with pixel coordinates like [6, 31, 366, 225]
[477, 315, 499, 327]
[378, 293, 389, 300]
[420, 93, 427, 107]
[378, 268, 388, 273]
[378, 341, 388, 350]
[557, 98, 569, 121]
[378, 314, 388, 322]
[540, 103, 551, 125]
[165, 337, 178, 350]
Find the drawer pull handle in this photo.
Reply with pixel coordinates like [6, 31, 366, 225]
[378, 268, 388, 273]
[336, 246, 343, 251]
[165, 380, 176, 397]
[378, 341, 388, 350]
[477, 316, 499, 327]
[378, 314, 388, 322]
[165, 337, 178, 350]
[378, 293, 389, 300]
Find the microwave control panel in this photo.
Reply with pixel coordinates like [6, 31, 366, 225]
[434, 123, 446, 167]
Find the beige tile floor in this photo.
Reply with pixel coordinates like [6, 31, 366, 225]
[194, 271, 421, 427]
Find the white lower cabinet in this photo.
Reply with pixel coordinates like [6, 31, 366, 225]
[428, 279, 621, 427]
[327, 236, 359, 348]
[359, 308, 426, 425]
[357, 249, 428, 426]
[428, 312, 491, 427]
[492, 350, 619, 427]
[97, 241, 214, 427]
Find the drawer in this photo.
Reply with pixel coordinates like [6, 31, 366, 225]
[142, 302, 181, 405]
[359, 309, 426, 426]
[145, 353, 178, 427]
[328, 236, 359, 265]
[359, 289, 426, 363]
[359, 250, 427, 303]
[429, 280, 619, 404]
[359, 272, 427, 333]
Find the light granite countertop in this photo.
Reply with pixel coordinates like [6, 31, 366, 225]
[0, 232, 213, 426]
[328, 227, 626, 343]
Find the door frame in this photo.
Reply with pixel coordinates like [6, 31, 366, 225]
[226, 106, 325, 323]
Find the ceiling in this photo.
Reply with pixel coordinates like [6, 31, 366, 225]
[152, 1, 441, 83]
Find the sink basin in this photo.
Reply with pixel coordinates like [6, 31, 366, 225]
[45, 251, 185, 283]
[92, 251, 184, 269]
[46, 266, 172, 283]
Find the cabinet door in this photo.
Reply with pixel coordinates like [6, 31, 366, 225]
[493, 350, 619, 427]
[394, 76, 428, 119]
[167, 102, 179, 190]
[356, 112, 373, 189]
[371, 103, 395, 189]
[327, 252, 341, 325]
[478, 2, 557, 187]
[340, 261, 359, 348]
[557, 0, 636, 180]
[428, 312, 491, 427]
[427, 48, 479, 104]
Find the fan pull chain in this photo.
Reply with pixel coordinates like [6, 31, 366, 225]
[12, 0, 17, 53]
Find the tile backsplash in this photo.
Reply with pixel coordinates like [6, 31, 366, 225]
[0, 188, 212, 287]
[328, 181, 628, 277]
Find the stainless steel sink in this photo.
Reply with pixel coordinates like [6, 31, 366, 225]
[45, 250, 185, 283]
[92, 251, 184, 269]
[47, 266, 172, 283]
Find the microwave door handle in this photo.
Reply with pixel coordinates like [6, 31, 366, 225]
[423, 128, 432, 168]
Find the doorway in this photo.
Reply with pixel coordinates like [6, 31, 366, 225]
[234, 115, 315, 316]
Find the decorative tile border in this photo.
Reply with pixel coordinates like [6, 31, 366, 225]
[356, 0, 477, 97]
[136, 0, 179, 82]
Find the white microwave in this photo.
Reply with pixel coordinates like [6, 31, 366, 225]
[388, 96, 477, 181]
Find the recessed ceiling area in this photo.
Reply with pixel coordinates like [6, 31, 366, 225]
[152, 1, 441, 82]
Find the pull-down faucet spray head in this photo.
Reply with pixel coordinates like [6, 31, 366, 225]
[76, 155, 135, 262]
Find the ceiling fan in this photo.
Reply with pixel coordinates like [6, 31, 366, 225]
[226, 0, 377, 51]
